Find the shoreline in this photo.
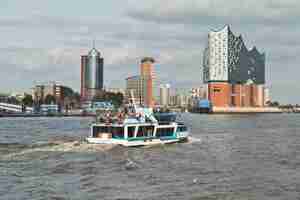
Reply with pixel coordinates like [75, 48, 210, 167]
[0, 113, 95, 118]
[191, 106, 300, 114]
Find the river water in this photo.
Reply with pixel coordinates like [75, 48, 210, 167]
[0, 114, 300, 200]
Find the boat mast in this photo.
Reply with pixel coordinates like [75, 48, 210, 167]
[130, 89, 137, 113]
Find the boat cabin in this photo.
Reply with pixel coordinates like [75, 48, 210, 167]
[91, 123, 185, 141]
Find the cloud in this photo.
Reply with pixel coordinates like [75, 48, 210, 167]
[0, 1, 299, 104]
[127, 0, 300, 26]
[124, 0, 300, 104]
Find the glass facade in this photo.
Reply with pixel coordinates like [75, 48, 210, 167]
[203, 25, 265, 84]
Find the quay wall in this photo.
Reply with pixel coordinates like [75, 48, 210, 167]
[212, 106, 282, 114]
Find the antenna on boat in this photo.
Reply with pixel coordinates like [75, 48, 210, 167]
[129, 89, 137, 113]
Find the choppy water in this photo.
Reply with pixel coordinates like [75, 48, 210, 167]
[1, 114, 300, 200]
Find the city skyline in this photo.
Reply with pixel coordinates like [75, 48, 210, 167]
[0, 0, 300, 103]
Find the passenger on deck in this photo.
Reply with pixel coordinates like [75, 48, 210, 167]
[117, 112, 124, 123]
[124, 107, 129, 115]
[137, 113, 142, 121]
[105, 111, 113, 123]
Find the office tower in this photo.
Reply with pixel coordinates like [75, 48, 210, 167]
[81, 46, 104, 101]
[140, 57, 155, 107]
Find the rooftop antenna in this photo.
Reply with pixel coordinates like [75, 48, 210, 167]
[92, 39, 96, 49]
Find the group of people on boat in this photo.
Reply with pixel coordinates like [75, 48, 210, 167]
[96, 107, 144, 124]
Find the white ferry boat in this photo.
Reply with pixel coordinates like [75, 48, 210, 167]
[86, 107, 189, 147]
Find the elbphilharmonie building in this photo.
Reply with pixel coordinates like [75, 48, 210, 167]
[203, 25, 266, 107]
[203, 25, 265, 84]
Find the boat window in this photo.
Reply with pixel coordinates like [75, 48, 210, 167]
[93, 126, 98, 137]
[137, 126, 154, 137]
[177, 126, 187, 132]
[112, 127, 124, 139]
[156, 127, 174, 137]
[127, 126, 135, 138]
[93, 126, 109, 137]
[154, 113, 177, 122]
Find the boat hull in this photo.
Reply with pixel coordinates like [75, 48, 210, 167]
[85, 136, 187, 147]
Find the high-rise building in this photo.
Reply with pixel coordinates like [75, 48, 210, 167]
[125, 57, 156, 108]
[159, 84, 170, 107]
[141, 57, 155, 77]
[203, 25, 266, 108]
[140, 57, 155, 107]
[81, 46, 104, 101]
[125, 76, 143, 105]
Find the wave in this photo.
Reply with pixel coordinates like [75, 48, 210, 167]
[0, 142, 28, 148]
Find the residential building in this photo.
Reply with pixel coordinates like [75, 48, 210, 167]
[191, 87, 207, 99]
[105, 88, 125, 95]
[159, 84, 170, 107]
[125, 76, 143, 105]
[32, 82, 64, 105]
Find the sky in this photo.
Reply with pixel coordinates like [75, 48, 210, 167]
[0, 0, 299, 103]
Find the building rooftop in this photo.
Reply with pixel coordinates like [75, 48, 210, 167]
[126, 75, 140, 80]
[88, 48, 101, 57]
[141, 57, 155, 63]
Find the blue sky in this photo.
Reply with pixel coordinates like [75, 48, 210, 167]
[0, 0, 299, 103]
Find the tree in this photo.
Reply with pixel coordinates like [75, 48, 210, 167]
[61, 87, 81, 109]
[272, 101, 280, 107]
[62, 86, 75, 98]
[93, 91, 105, 102]
[92, 91, 124, 108]
[44, 94, 56, 104]
[22, 94, 33, 107]
[73, 92, 81, 102]
[111, 92, 124, 107]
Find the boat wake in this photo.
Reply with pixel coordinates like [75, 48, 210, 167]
[186, 136, 202, 144]
[1, 136, 198, 160]
[0, 141, 117, 160]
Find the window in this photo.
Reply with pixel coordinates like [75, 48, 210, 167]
[93, 126, 109, 137]
[214, 88, 221, 92]
[127, 126, 135, 138]
[156, 128, 175, 137]
[136, 126, 154, 137]
[177, 126, 187, 132]
[112, 127, 124, 139]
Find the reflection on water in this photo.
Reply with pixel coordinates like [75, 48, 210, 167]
[1, 114, 300, 199]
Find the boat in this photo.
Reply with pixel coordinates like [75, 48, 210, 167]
[86, 92, 189, 147]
